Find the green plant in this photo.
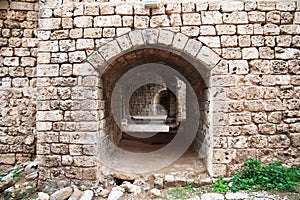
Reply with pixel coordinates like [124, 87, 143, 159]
[211, 175, 229, 193]
[212, 159, 300, 193]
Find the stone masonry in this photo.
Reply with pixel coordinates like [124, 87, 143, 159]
[0, 0, 299, 190]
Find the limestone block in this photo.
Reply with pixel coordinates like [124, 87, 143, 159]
[228, 136, 248, 149]
[242, 124, 258, 135]
[150, 15, 169, 27]
[134, 4, 150, 15]
[51, 143, 69, 154]
[51, 53, 68, 63]
[82, 168, 97, 180]
[181, 26, 199, 37]
[197, 46, 220, 69]
[249, 60, 271, 74]
[73, 16, 93, 28]
[115, 4, 133, 15]
[222, 48, 241, 59]
[249, 135, 268, 148]
[129, 30, 144, 46]
[182, 2, 195, 13]
[242, 47, 258, 59]
[158, 30, 174, 46]
[39, 18, 61, 30]
[245, 100, 264, 112]
[166, 3, 181, 14]
[100, 5, 115, 15]
[22, 38, 38, 47]
[223, 12, 248, 24]
[208, 2, 221, 10]
[50, 30, 69, 40]
[268, 135, 290, 148]
[229, 113, 251, 125]
[182, 13, 201, 26]
[94, 16, 122, 27]
[221, 36, 237, 47]
[3, 57, 19, 67]
[21, 57, 36, 67]
[264, 24, 280, 35]
[116, 34, 132, 51]
[268, 112, 282, 124]
[198, 36, 220, 48]
[254, 24, 264, 34]
[257, 1, 276, 11]
[295, 12, 300, 23]
[200, 26, 216, 35]
[281, 12, 293, 24]
[280, 25, 299, 35]
[62, 18, 73, 29]
[265, 99, 286, 111]
[275, 47, 300, 59]
[36, 110, 63, 121]
[172, 32, 188, 50]
[216, 25, 236, 35]
[10, 2, 34, 11]
[238, 35, 251, 47]
[201, 11, 222, 25]
[123, 16, 133, 27]
[69, 51, 86, 63]
[59, 40, 76, 52]
[169, 14, 182, 27]
[152, 5, 165, 15]
[62, 155, 73, 166]
[248, 11, 265, 23]
[221, 1, 244, 12]
[228, 60, 248, 75]
[184, 39, 202, 56]
[39, 41, 59, 52]
[213, 149, 236, 163]
[73, 155, 96, 167]
[237, 24, 253, 34]
[134, 16, 149, 29]
[276, 2, 296, 11]
[266, 11, 281, 24]
[251, 35, 264, 47]
[76, 39, 94, 50]
[73, 63, 97, 76]
[259, 47, 274, 59]
[290, 133, 300, 147]
[210, 75, 236, 87]
[116, 28, 131, 36]
[99, 40, 121, 61]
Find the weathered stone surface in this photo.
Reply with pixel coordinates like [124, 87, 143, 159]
[49, 187, 73, 200]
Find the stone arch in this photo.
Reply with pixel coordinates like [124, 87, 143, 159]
[82, 29, 223, 176]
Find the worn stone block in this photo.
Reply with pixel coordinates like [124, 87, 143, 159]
[183, 13, 201, 25]
[94, 16, 122, 27]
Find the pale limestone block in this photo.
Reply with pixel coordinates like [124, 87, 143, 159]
[222, 48, 242, 59]
[223, 12, 248, 24]
[221, 1, 244, 12]
[228, 136, 248, 149]
[116, 28, 131, 36]
[51, 52, 68, 63]
[200, 26, 216, 35]
[60, 64, 72, 76]
[134, 16, 149, 29]
[158, 30, 174, 46]
[248, 11, 265, 23]
[201, 11, 222, 24]
[73, 63, 97, 76]
[37, 53, 50, 64]
[74, 16, 93, 28]
[259, 47, 274, 59]
[115, 4, 133, 15]
[50, 30, 69, 40]
[251, 35, 264, 47]
[181, 26, 199, 37]
[208, 2, 221, 10]
[197, 46, 220, 69]
[69, 51, 86, 63]
[74, 4, 84, 16]
[213, 149, 236, 164]
[37, 64, 59, 77]
[100, 5, 115, 15]
[276, 35, 292, 47]
[276, 1, 296, 11]
[59, 40, 75, 52]
[253, 24, 264, 35]
[166, 3, 181, 14]
[170, 14, 182, 26]
[182, 13, 201, 26]
[242, 47, 259, 59]
[237, 25, 253, 35]
[134, 4, 150, 15]
[142, 29, 159, 44]
[129, 30, 144, 46]
[98, 40, 121, 61]
[238, 35, 251, 47]
[84, 28, 102, 38]
[36, 110, 63, 121]
[196, 2, 208, 11]
[172, 32, 189, 50]
[228, 60, 249, 75]
[94, 16, 122, 27]
[39, 18, 61, 30]
[123, 16, 133, 27]
[86, 52, 106, 74]
[198, 36, 220, 48]
[39, 8, 53, 18]
[211, 60, 229, 75]
[221, 36, 237, 47]
[229, 113, 251, 125]
[280, 25, 299, 35]
[10, 2, 34, 11]
[84, 5, 99, 16]
[102, 28, 115, 37]
[266, 11, 280, 24]
[295, 12, 300, 24]
[62, 18, 73, 29]
[275, 47, 300, 60]
[67, 28, 84, 42]
[216, 25, 236, 35]
[21, 57, 35, 67]
[54, 6, 73, 17]
[182, 2, 195, 13]
[245, 1, 257, 11]
[116, 34, 132, 51]
[257, 1, 275, 11]
[184, 39, 202, 57]
[36, 122, 52, 131]
[152, 5, 165, 15]
[4, 57, 19, 66]
[150, 15, 170, 27]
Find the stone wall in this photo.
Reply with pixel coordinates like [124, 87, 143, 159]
[0, 0, 299, 189]
[0, 0, 38, 172]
